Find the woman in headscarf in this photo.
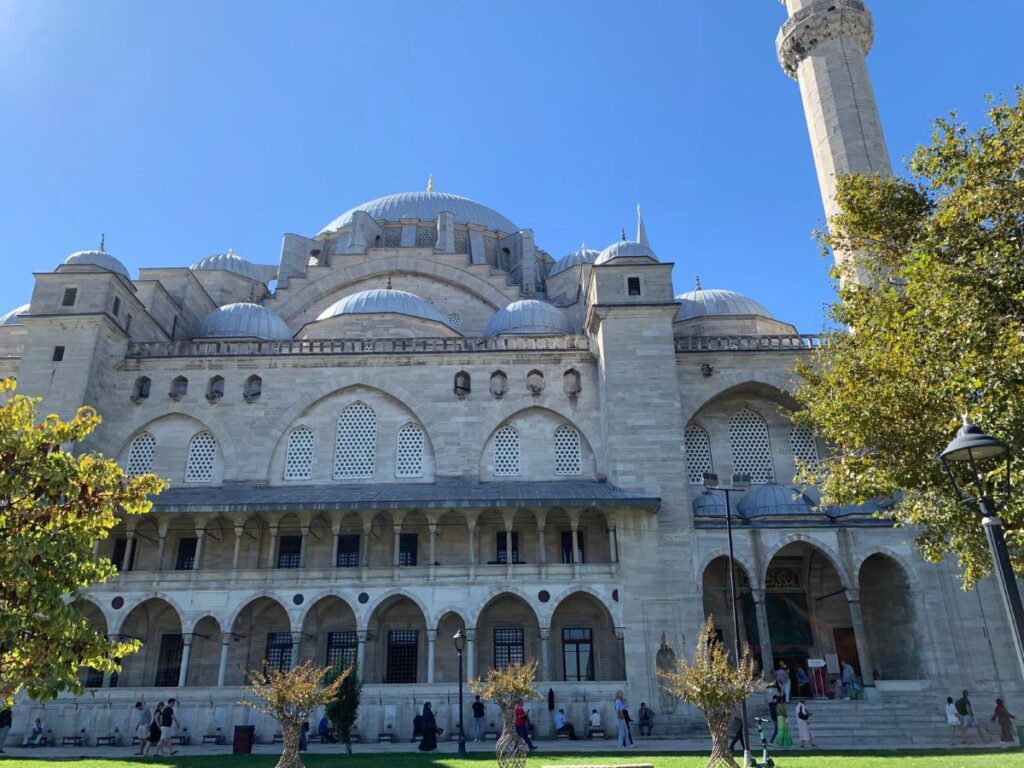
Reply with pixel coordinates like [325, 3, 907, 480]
[418, 702, 438, 751]
[991, 698, 1017, 745]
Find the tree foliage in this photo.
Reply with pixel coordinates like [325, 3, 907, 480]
[658, 618, 757, 768]
[324, 663, 361, 756]
[469, 659, 541, 715]
[241, 660, 350, 768]
[0, 379, 167, 705]
[795, 88, 1024, 586]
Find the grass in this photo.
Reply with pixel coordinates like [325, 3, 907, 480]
[0, 752, 1022, 768]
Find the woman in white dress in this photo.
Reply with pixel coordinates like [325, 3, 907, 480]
[794, 701, 815, 748]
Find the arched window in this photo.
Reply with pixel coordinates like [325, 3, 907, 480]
[493, 425, 520, 476]
[185, 431, 217, 482]
[169, 376, 188, 400]
[244, 374, 262, 402]
[562, 369, 582, 398]
[396, 424, 425, 478]
[553, 425, 582, 475]
[790, 424, 820, 469]
[729, 408, 774, 484]
[206, 375, 225, 402]
[489, 370, 508, 399]
[284, 426, 315, 480]
[685, 424, 713, 484]
[334, 402, 376, 479]
[454, 371, 471, 398]
[131, 376, 151, 403]
[125, 432, 156, 476]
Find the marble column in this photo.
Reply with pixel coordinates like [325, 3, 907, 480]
[752, 589, 774, 679]
[465, 628, 476, 680]
[232, 524, 244, 570]
[392, 525, 403, 567]
[538, 628, 550, 680]
[193, 529, 205, 571]
[427, 630, 437, 683]
[299, 525, 309, 569]
[846, 589, 875, 686]
[268, 525, 279, 570]
[123, 533, 136, 572]
[177, 636, 192, 687]
[607, 526, 618, 564]
[290, 632, 303, 670]
[428, 522, 438, 578]
[155, 532, 167, 571]
[217, 634, 231, 686]
[356, 631, 368, 681]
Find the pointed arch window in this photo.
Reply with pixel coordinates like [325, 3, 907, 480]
[685, 424, 713, 484]
[334, 402, 376, 479]
[396, 424, 425, 478]
[729, 408, 774, 484]
[185, 431, 217, 482]
[553, 425, 582, 475]
[493, 425, 520, 476]
[284, 426, 316, 480]
[125, 432, 156, 477]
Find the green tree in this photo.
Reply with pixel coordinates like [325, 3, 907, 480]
[324, 663, 361, 755]
[0, 379, 167, 705]
[794, 88, 1024, 586]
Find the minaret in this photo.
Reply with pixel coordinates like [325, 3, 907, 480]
[776, 0, 892, 281]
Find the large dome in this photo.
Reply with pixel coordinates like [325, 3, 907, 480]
[317, 288, 456, 329]
[318, 191, 517, 236]
[675, 287, 775, 322]
[0, 303, 29, 326]
[485, 299, 574, 336]
[197, 303, 292, 340]
[548, 246, 600, 278]
[62, 249, 131, 279]
[191, 249, 261, 281]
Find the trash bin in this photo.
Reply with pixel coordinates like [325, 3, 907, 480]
[233, 725, 255, 755]
[1016, 724, 1024, 750]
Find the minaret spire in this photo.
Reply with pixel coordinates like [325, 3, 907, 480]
[695, 274, 702, 291]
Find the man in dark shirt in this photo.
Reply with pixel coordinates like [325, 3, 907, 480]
[955, 690, 988, 741]
[0, 707, 12, 753]
[157, 698, 179, 756]
[471, 696, 486, 742]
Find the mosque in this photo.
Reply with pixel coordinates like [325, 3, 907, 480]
[2, 0, 1019, 744]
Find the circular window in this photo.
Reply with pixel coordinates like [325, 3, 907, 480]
[358, 592, 370, 604]
[612, 589, 619, 602]
[111, 596, 125, 610]
[293, 594, 304, 606]
[538, 590, 550, 603]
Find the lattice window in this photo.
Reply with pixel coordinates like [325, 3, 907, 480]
[284, 426, 316, 480]
[416, 227, 436, 248]
[685, 424, 713, 484]
[553, 425, 582, 475]
[790, 424, 820, 469]
[729, 408, 774, 484]
[493, 425, 520, 476]
[453, 230, 469, 253]
[447, 312, 462, 328]
[395, 424, 424, 478]
[154, 633, 183, 687]
[126, 432, 156, 477]
[334, 402, 377, 479]
[483, 237, 498, 267]
[185, 431, 217, 482]
[766, 566, 802, 589]
[386, 629, 418, 683]
[383, 227, 403, 248]
[265, 632, 293, 673]
[326, 631, 357, 669]
[494, 628, 525, 670]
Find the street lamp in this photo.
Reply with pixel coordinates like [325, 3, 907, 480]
[939, 416, 1024, 681]
[453, 628, 467, 756]
[703, 471, 752, 767]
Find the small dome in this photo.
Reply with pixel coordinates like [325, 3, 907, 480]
[319, 190, 517, 236]
[692, 492, 727, 517]
[485, 299, 574, 336]
[0, 303, 30, 326]
[197, 302, 291, 340]
[595, 239, 658, 265]
[548, 246, 600, 278]
[736, 484, 814, 519]
[317, 288, 456, 329]
[675, 287, 775, 322]
[62, 249, 130, 279]
[191, 249, 261, 281]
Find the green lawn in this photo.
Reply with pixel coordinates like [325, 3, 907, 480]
[0, 752, 1022, 768]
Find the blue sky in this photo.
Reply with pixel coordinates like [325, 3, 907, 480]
[1, 1, 1020, 333]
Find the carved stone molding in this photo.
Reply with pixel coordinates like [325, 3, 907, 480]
[776, 0, 874, 78]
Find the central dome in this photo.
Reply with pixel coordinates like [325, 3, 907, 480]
[318, 191, 517, 236]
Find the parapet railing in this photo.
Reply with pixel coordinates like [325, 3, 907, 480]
[675, 334, 828, 353]
[776, 0, 867, 44]
[126, 335, 592, 359]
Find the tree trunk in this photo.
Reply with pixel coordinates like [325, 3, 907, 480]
[706, 711, 740, 768]
[495, 708, 527, 768]
[275, 718, 304, 768]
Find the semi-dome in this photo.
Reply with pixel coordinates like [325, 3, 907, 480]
[317, 288, 456, 329]
[62, 249, 131, 279]
[484, 299, 574, 336]
[548, 246, 600, 277]
[692, 492, 727, 517]
[197, 302, 291, 340]
[595, 239, 658, 265]
[675, 287, 775, 322]
[319, 190, 517, 236]
[190, 249, 261, 281]
[736, 484, 814, 518]
[0, 303, 29, 326]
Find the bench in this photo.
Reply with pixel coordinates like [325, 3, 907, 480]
[202, 733, 223, 745]
[272, 734, 284, 744]
[587, 727, 606, 740]
[377, 732, 395, 743]
[172, 734, 191, 745]
[483, 730, 500, 740]
[556, 732, 572, 740]
[62, 735, 84, 747]
[95, 735, 118, 747]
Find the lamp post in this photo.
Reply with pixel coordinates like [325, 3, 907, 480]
[704, 471, 752, 767]
[939, 416, 1024, 681]
[453, 628, 468, 756]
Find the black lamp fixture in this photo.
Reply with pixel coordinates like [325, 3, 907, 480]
[453, 628, 467, 756]
[939, 415, 1024, 681]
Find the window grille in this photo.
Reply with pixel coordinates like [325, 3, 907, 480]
[560, 530, 585, 564]
[790, 424, 820, 469]
[336, 534, 359, 567]
[627, 276, 642, 296]
[277, 536, 301, 569]
[729, 408, 775, 484]
[62, 287, 77, 307]
[493, 425, 520, 476]
[52, 346, 65, 361]
[284, 426, 316, 480]
[453, 229, 469, 253]
[266, 632, 293, 673]
[244, 374, 262, 402]
[326, 631, 357, 669]
[494, 628, 525, 670]
[447, 312, 462, 328]
[206, 375, 224, 401]
[170, 376, 188, 399]
[126, 432, 156, 476]
[185, 431, 217, 482]
[562, 628, 594, 681]
[483, 237, 498, 267]
[334, 402, 376, 479]
[383, 227, 403, 248]
[553, 425, 582, 475]
[154, 634, 183, 687]
[175, 537, 197, 571]
[386, 629, 418, 683]
[395, 424, 424, 478]
[398, 533, 418, 566]
[416, 227, 436, 248]
[684, 424, 713, 484]
[495, 531, 519, 564]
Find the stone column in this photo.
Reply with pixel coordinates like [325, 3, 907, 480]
[533, 510, 547, 575]
[466, 513, 479, 579]
[330, 531, 340, 568]
[178, 635, 192, 687]
[356, 631, 368, 681]
[752, 589, 774, 679]
[268, 524, 279, 570]
[538, 628, 550, 680]
[232, 523, 244, 570]
[392, 525, 403, 567]
[290, 632, 303, 670]
[361, 517, 373, 577]
[156, 521, 169, 570]
[193, 528, 205, 571]
[299, 524, 310, 569]
[217, 633, 231, 687]
[846, 589, 875, 686]
[427, 629, 436, 683]
[428, 521, 438, 577]
[465, 628, 476, 680]
[607, 525, 618, 564]
[123, 533, 136, 572]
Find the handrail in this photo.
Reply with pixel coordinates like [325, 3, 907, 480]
[675, 334, 827, 353]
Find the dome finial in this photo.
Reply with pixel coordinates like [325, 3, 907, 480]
[637, 204, 649, 247]
[386, 273, 393, 290]
[695, 274, 702, 291]
[99, 233, 105, 252]
[427, 173, 434, 193]
[227, 247, 236, 256]
[620, 227, 626, 242]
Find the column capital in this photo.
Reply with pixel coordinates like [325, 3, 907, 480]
[845, 588, 861, 603]
[425, 628, 437, 642]
[539, 627, 550, 640]
[357, 630, 369, 643]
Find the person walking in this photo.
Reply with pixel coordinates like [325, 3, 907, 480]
[156, 697, 178, 756]
[514, 699, 536, 751]
[134, 701, 153, 756]
[795, 666, 811, 698]
[956, 689, 988, 742]
[774, 662, 791, 702]
[992, 699, 1017, 747]
[768, 695, 780, 744]
[471, 695, 486, 742]
[0, 707, 11, 754]
[614, 690, 629, 748]
[794, 700, 815, 748]
[840, 661, 857, 699]
[418, 702, 437, 752]
[775, 699, 793, 748]
[946, 696, 964, 745]
[728, 709, 745, 753]
[150, 703, 164, 753]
